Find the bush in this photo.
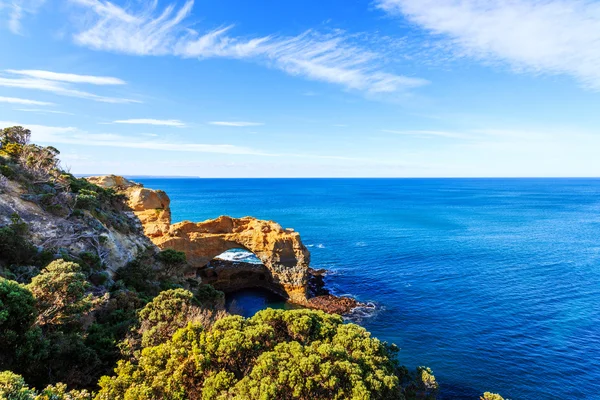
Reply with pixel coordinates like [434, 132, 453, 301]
[0, 164, 15, 179]
[0, 371, 92, 400]
[0, 370, 36, 399]
[195, 283, 224, 305]
[97, 308, 403, 400]
[74, 189, 99, 211]
[1, 126, 31, 147]
[0, 214, 37, 266]
[27, 260, 93, 329]
[0, 278, 37, 368]
[115, 257, 156, 294]
[135, 289, 201, 349]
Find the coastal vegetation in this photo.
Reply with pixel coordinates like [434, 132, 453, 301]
[0, 126, 501, 399]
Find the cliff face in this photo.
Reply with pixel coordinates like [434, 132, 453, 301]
[0, 178, 154, 274]
[86, 175, 171, 238]
[88, 176, 311, 303]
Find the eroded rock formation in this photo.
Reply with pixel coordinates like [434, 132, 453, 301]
[87, 175, 171, 238]
[155, 216, 311, 303]
[87, 176, 311, 304]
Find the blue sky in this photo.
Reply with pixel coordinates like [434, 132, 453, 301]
[1, 0, 600, 177]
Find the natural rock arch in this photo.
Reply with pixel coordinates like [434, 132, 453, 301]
[154, 216, 311, 303]
[87, 176, 312, 304]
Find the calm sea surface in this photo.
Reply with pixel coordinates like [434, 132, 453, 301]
[135, 178, 600, 399]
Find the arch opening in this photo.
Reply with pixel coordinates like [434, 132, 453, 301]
[198, 248, 288, 299]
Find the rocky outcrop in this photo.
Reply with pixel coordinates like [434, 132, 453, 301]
[87, 176, 311, 303]
[155, 216, 311, 303]
[87, 175, 171, 238]
[0, 179, 153, 273]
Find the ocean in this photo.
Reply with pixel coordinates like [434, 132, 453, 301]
[135, 178, 600, 399]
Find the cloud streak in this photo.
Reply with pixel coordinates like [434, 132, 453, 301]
[15, 108, 74, 115]
[0, 71, 140, 103]
[113, 119, 186, 127]
[0, 96, 54, 105]
[383, 129, 469, 139]
[6, 69, 125, 85]
[2, 0, 45, 34]
[209, 121, 264, 127]
[69, 0, 428, 94]
[377, 0, 600, 90]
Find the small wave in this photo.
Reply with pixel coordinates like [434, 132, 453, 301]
[355, 242, 368, 247]
[345, 302, 379, 323]
[214, 249, 262, 264]
[316, 244, 325, 249]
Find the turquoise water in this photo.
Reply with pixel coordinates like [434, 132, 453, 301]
[135, 178, 600, 399]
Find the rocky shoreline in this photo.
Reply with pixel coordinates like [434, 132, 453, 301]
[306, 268, 363, 314]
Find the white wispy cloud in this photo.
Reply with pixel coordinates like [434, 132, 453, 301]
[2, 0, 45, 34]
[6, 69, 125, 85]
[113, 119, 186, 127]
[377, 0, 600, 90]
[0, 71, 140, 103]
[383, 129, 469, 139]
[209, 121, 264, 127]
[0, 120, 375, 163]
[69, 0, 428, 94]
[0, 96, 54, 105]
[15, 108, 74, 115]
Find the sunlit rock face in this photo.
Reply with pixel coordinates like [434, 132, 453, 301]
[87, 175, 171, 238]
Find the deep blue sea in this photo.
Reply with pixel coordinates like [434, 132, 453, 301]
[135, 178, 600, 400]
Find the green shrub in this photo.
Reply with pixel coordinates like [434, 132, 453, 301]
[156, 249, 186, 265]
[0, 370, 36, 399]
[74, 189, 99, 210]
[27, 260, 92, 330]
[0, 214, 37, 266]
[195, 283, 224, 305]
[135, 289, 201, 349]
[97, 308, 403, 400]
[115, 257, 156, 294]
[0, 278, 37, 365]
[0, 164, 15, 179]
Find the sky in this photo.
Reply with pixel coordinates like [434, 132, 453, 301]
[1, 0, 600, 177]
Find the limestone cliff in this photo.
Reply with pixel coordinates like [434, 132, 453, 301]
[87, 175, 171, 238]
[88, 176, 311, 303]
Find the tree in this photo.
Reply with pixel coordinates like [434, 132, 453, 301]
[0, 370, 36, 400]
[0, 371, 91, 400]
[1, 126, 31, 147]
[0, 278, 37, 366]
[27, 260, 93, 329]
[125, 288, 218, 352]
[97, 308, 404, 400]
